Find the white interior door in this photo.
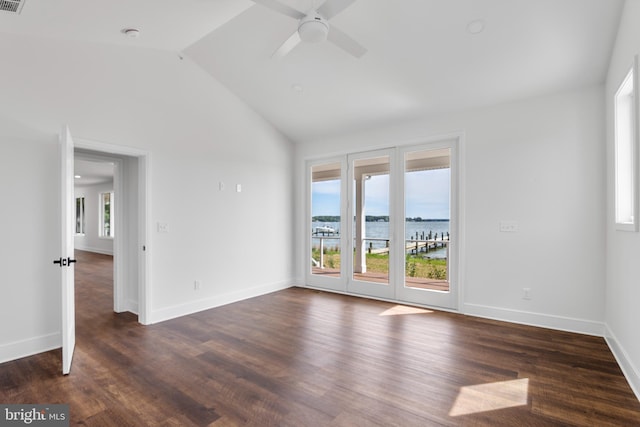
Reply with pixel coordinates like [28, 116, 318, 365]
[59, 125, 76, 375]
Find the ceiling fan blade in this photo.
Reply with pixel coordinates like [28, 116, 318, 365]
[317, 0, 356, 20]
[272, 30, 302, 59]
[327, 25, 366, 58]
[250, 0, 305, 20]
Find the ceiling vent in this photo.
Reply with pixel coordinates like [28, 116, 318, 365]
[0, 0, 25, 14]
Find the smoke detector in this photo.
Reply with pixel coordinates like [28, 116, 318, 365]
[0, 0, 25, 14]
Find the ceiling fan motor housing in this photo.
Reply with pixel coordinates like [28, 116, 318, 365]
[298, 12, 329, 43]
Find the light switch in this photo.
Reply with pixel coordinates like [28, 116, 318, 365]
[499, 221, 518, 232]
[157, 222, 169, 233]
[236, 184, 242, 193]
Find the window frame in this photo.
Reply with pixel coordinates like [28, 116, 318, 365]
[614, 55, 640, 232]
[75, 196, 85, 235]
[99, 191, 114, 239]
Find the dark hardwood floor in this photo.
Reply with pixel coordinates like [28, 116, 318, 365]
[1, 250, 639, 426]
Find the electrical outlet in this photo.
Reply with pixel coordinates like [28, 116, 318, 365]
[523, 288, 531, 300]
[194, 280, 201, 291]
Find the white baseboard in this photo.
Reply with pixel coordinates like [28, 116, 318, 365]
[75, 246, 113, 256]
[115, 300, 139, 315]
[149, 280, 294, 324]
[463, 303, 605, 336]
[604, 325, 640, 401]
[0, 332, 61, 365]
[124, 299, 138, 315]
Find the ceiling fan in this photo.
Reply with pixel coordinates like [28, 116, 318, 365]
[250, 0, 367, 59]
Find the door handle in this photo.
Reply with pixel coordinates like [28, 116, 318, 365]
[53, 257, 77, 267]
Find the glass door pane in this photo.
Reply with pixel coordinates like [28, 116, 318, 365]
[403, 148, 451, 292]
[310, 162, 342, 279]
[351, 154, 391, 287]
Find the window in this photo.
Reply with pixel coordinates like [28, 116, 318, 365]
[100, 192, 114, 238]
[75, 196, 85, 235]
[614, 58, 638, 231]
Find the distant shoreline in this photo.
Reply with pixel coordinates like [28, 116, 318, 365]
[312, 217, 449, 223]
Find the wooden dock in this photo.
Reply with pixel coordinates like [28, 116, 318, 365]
[368, 238, 449, 255]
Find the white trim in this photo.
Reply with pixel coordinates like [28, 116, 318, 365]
[463, 303, 605, 336]
[605, 325, 640, 402]
[75, 138, 149, 157]
[0, 333, 61, 365]
[123, 299, 139, 315]
[138, 153, 151, 325]
[149, 280, 293, 324]
[457, 133, 467, 311]
[301, 131, 467, 162]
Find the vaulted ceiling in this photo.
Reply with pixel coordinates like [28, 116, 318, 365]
[0, 0, 625, 142]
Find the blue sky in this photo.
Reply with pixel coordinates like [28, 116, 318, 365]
[312, 169, 450, 219]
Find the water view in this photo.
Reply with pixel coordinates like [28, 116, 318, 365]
[312, 220, 450, 258]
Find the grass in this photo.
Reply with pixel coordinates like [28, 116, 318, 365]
[312, 247, 447, 280]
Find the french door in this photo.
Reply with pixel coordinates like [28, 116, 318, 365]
[306, 139, 459, 310]
[346, 149, 395, 300]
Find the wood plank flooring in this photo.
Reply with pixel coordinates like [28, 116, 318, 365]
[1, 250, 639, 426]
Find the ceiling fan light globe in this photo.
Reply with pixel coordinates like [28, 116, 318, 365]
[298, 18, 329, 43]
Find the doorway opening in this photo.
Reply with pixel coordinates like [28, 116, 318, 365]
[73, 140, 149, 325]
[73, 154, 119, 329]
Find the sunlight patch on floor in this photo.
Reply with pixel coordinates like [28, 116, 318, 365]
[449, 378, 529, 416]
[379, 305, 433, 316]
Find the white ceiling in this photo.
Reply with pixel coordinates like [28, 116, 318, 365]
[0, 0, 253, 51]
[0, 0, 625, 143]
[75, 159, 113, 187]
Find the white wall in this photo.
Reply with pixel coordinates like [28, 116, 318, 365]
[0, 33, 294, 361]
[295, 85, 606, 335]
[605, 0, 640, 398]
[74, 181, 114, 255]
[0, 120, 61, 363]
